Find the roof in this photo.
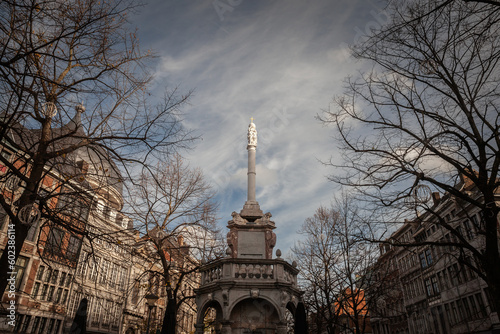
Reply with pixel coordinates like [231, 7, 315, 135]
[2, 107, 124, 202]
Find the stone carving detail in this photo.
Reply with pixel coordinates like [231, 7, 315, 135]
[265, 230, 277, 259]
[250, 288, 259, 299]
[281, 291, 289, 307]
[229, 211, 247, 225]
[248, 121, 257, 146]
[255, 212, 274, 225]
[227, 230, 238, 258]
[222, 289, 229, 306]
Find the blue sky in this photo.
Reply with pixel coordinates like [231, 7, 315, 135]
[131, 1, 386, 256]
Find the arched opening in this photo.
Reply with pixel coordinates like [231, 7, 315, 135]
[199, 300, 223, 333]
[284, 306, 294, 333]
[230, 298, 279, 333]
[293, 302, 307, 334]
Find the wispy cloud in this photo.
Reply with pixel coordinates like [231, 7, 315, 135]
[132, 0, 380, 253]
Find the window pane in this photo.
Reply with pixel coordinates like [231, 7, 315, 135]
[59, 272, 67, 286]
[46, 228, 65, 256]
[67, 236, 82, 261]
[66, 274, 72, 287]
[55, 288, 62, 303]
[36, 266, 45, 281]
[32, 282, 40, 298]
[38, 317, 47, 334]
[51, 270, 59, 284]
[21, 315, 32, 332]
[31, 316, 40, 334]
[47, 286, 55, 302]
[10, 256, 29, 289]
[61, 289, 69, 304]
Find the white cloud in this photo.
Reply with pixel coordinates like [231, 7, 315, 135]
[132, 0, 377, 254]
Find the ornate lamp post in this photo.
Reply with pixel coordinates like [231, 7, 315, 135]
[145, 293, 158, 334]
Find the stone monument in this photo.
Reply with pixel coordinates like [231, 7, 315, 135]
[194, 119, 305, 334]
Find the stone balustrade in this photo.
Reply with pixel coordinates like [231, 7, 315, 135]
[200, 258, 298, 287]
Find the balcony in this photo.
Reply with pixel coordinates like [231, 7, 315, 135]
[200, 258, 298, 287]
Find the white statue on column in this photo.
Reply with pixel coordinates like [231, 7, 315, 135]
[248, 118, 257, 147]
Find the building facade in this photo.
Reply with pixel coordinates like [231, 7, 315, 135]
[0, 108, 198, 334]
[369, 180, 500, 334]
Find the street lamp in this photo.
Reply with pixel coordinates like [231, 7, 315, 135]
[145, 293, 158, 334]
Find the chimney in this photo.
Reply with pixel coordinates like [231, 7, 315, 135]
[431, 192, 441, 206]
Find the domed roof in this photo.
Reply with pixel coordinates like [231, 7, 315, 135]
[60, 107, 124, 208]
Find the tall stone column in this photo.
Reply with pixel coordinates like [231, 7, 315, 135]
[240, 119, 263, 219]
[247, 145, 256, 202]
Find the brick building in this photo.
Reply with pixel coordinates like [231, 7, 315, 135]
[0, 108, 198, 333]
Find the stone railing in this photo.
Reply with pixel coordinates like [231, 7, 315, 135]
[200, 258, 298, 287]
[234, 263, 273, 279]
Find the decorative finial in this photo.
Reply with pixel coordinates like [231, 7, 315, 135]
[250, 117, 254, 123]
[247, 119, 257, 147]
[75, 102, 86, 114]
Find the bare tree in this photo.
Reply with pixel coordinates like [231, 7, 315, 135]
[0, 0, 193, 296]
[293, 197, 377, 334]
[129, 154, 223, 334]
[320, 0, 500, 314]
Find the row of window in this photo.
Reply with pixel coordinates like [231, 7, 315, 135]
[397, 252, 417, 272]
[406, 259, 479, 300]
[31, 265, 72, 304]
[444, 293, 487, 325]
[417, 211, 483, 245]
[435, 261, 477, 291]
[14, 314, 62, 334]
[76, 251, 127, 290]
[68, 292, 122, 329]
[404, 277, 425, 300]
[94, 200, 132, 229]
[44, 227, 82, 263]
[86, 226, 128, 255]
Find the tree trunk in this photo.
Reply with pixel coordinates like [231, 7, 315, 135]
[0, 119, 50, 296]
[160, 296, 177, 334]
[482, 206, 500, 315]
[0, 219, 29, 296]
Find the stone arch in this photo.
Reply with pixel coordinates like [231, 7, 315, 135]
[293, 301, 308, 334]
[286, 301, 297, 316]
[228, 294, 283, 320]
[229, 297, 282, 333]
[284, 301, 297, 333]
[197, 299, 224, 328]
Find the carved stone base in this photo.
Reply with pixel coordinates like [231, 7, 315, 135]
[240, 201, 263, 220]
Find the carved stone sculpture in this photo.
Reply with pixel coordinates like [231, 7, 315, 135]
[227, 230, 238, 258]
[248, 121, 257, 146]
[230, 211, 247, 225]
[265, 230, 277, 259]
